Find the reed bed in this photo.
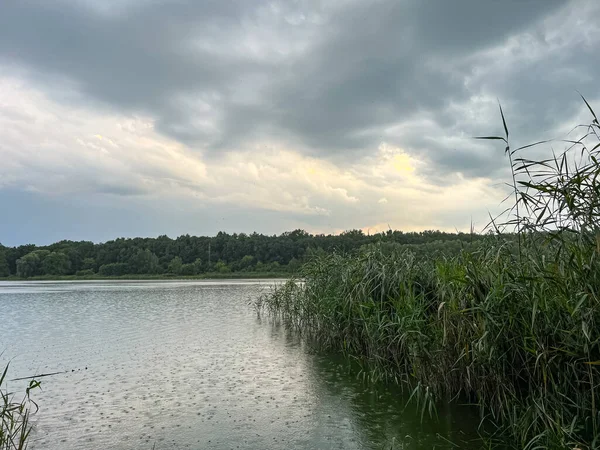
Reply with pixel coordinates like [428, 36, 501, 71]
[0, 363, 39, 450]
[258, 100, 600, 449]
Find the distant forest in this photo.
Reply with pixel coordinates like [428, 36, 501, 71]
[0, 229, 490, 278]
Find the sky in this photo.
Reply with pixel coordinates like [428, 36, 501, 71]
[0, 0, 598, 246]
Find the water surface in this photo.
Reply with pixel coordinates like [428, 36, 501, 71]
[1, 280, 483, 449]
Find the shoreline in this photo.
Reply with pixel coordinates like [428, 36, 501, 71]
[0, 272, 292, 282]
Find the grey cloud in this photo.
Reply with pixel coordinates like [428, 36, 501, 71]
[218, 0, 568, 155]
[0, 0, 265, 145]
[0, 0, 593, 180]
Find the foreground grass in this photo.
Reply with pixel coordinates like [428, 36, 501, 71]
[259, 101, 600, 449]
[0, 364, 39, 450]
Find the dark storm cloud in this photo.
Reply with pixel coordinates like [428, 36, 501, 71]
[254, 0, 568, 151]
[0, 0, 267, 143]
[1, 0, 594, 180]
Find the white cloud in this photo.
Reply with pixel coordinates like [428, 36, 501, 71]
[0, 76, 506, 236]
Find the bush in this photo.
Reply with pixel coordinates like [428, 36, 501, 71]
[98, 263, 129, 277]
[215, 261, 231, 273]
[75, 269, 95, 277]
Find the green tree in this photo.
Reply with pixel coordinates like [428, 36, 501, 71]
[16, 254, 38, 278]
[82, 257, 96, 271]
[192, 258, 203, 274]
[0, 228, 491, 278]
[42, 252, 71, 275]
[98, 263, 129, 276]
[215, 260, 231, 273]
[0, 250, 10, 277]
[239, 255, 254, 270]
[287, 257, 301, 273]
[180, 263, 195, 276]
[16, 250, 49, 278]
[167, 256, 183, 274]
[130, 249, 159, 274]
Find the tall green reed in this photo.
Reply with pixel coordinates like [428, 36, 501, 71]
[258, 98, 600, 449]
[1, 363, 40, 450]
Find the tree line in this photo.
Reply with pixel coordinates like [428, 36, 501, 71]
[0, 229, 489, 278]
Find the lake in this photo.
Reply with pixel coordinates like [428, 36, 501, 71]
[1, 280, 484, 449]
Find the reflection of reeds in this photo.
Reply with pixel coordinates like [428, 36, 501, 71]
[259, 98, 600, 449]
[1, 363, 40, 450]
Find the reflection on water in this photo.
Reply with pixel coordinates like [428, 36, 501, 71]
[1, 280, 484, 449]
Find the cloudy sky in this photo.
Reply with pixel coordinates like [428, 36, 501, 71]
[0, 0, 598, 245]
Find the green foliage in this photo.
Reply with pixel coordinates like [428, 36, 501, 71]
[98, 263, 130, 277]
[259, 98, 600, 449]
[1, 363, 40, 450]
[81, 258, 96, 271]
[129, 249, 159, 274]
[215, 260, 231, 273]
[237, 255, 255, 271]
[0, 249, 9, 278]
[179, 263, 196, 276]
[15, 250, 49, 278]
[2, 230, 488, 278]
[192, 258, 203, 273]
[167, 256, 183, 274]
[41, 252, 71, 275]
[287, 257, 301, 273]
[262, 239, 600, 448]
[75, 269, 95, 277]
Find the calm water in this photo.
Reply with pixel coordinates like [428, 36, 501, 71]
[1, 280, 483, 449]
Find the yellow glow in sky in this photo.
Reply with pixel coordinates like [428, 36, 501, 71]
[392, 154, 415, 173]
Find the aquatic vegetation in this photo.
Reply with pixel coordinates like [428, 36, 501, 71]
[0, 363, 39, 450]
[259, 99, 600, 449]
